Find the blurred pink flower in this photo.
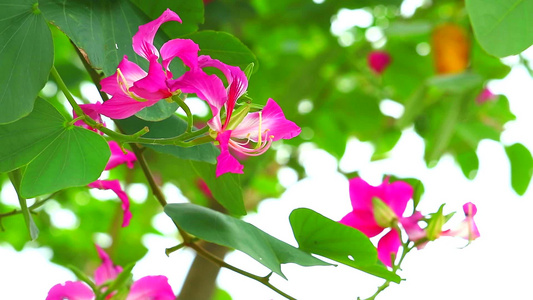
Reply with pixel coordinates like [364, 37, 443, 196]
[73, 102, 104, 134]
[88, 180, 132, 227]
[99, 9, 200, 119]
[442, 202, 480, 242]
[46, 246, 174, 300]
[368, 50, 391, 74]
[476, 88, 496, 105]
[340, 177, 414, 267]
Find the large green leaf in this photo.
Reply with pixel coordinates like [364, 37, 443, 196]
[116, 116, 218, 164]
[190, 161, 246, 216]
[0, 98, 110, 198]
[40, 0, 152, 76]
[289, 208, 401, 283]
[164, 203, 331, 279]
[505, 143, 533, 196]
[466, 0, 533, 57]
[0, 0, 53, 124]
[129, 0, 204, 38]
[185, 30, 258, 71]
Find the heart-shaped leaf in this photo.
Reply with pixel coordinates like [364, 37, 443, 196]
[0, 0, 53, 124]
[165, 203, 331, 279]
[466, 0, 533, 57]
[0, 98, 110, 197]
[290, 208, 401, 283]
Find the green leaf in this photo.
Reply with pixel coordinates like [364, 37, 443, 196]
[129, 0, 204, 37]
[40, 0, 153, 76]
[185, 30, 258, 71]
[0, 98, 110, 198]
[466, 0, 533, 57]
[427, 73, 482, 94]
[164, 203, 331, 279]
[190, 161, 246, 216]
[505, 143, 533, 195]
[289, 208, 401, 283]
[457, 150, 479, 180]
[135, 100, 179, 122]
[0, 0, 53, 124]
[7, 170, 39, 240]
[116, 116, 218, 164]
[388, 177, 425, 210]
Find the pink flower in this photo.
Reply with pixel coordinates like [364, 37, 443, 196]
[476, 88, 496, 105]
[46, 246, 175, 300]
[86, 141, 136, 227]
[442, 202, 480, 242]
[170, 56, 301, 176]
[73, 102, 104, 133]
[339, 177, 414, 267]
[367, 50, 391, 74]
[106, 141, 137, 170]
[88, 180, 132, 227]
[99, 9, 200, 119]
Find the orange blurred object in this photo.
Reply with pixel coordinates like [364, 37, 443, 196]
[432, 24, 470, 74]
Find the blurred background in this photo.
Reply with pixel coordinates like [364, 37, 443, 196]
[1, 0, 533, 299]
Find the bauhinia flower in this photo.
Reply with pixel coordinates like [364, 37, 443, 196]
[367, 50, 391, 74]
[339, 177, 414, 267]
[99, 9, 200, 119]
[46, 245, 175, 300]
[87, 141, 137, 227]
[442, 202, 480, 242]
[170, 55, 301, 176]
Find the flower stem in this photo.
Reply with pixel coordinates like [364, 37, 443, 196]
[172, 94, 193, 133]
[360, 242, 413, 300]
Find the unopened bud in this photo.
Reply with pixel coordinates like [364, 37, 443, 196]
[372, 197, 397, 228]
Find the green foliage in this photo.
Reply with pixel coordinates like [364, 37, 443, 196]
[129, 0, 204, 38]
[466, 0, 533, 57]
[0, 0, 53, 124]
[165, 203, 331, 279]
[40, 0, 153, 76]
[190, 161, 246, 216]
[290, 208, 401, 283]
[135, 100, 180, 122]
[185, 30, 258, 71]
[505, 143, 533, 195]
[0, 99, 110, 198]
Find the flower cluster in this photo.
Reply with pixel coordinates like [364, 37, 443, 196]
[89, 9, 300, 176]
[340, 177, 480, 267]
[47, 245, 174, 300]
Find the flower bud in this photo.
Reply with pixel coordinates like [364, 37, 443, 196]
[372, 197, 397, 228]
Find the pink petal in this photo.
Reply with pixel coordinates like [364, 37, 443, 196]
[160, 38, 200, 71]
[381, 179, 413, 218]
[94, 245, 123, 285]
[169, 69, 227, 120]
[88, 180, 132, 227]
[377, 229, 401, 268]
[73, 102, 104, 133]
[101, 56, 147, 96]
[197, 55, 248, 124]
[368, 50, 391, 74]
[99, 93, 159, 119]
[231, 99, 301, 142]
[106, 141, 137, 170]
[126, 276, 175, 300]
[476, 88, 496, 105]
[132, 9, 182, 60]
[347, 177, 376, 212]
[463, 202, 477, 217]
[130, 56, 172, 100]
[339, 210, 384, 237]
[46, 281, 94, 300]
[215, 130, 244, 177]
[400, 211, 427, 247]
